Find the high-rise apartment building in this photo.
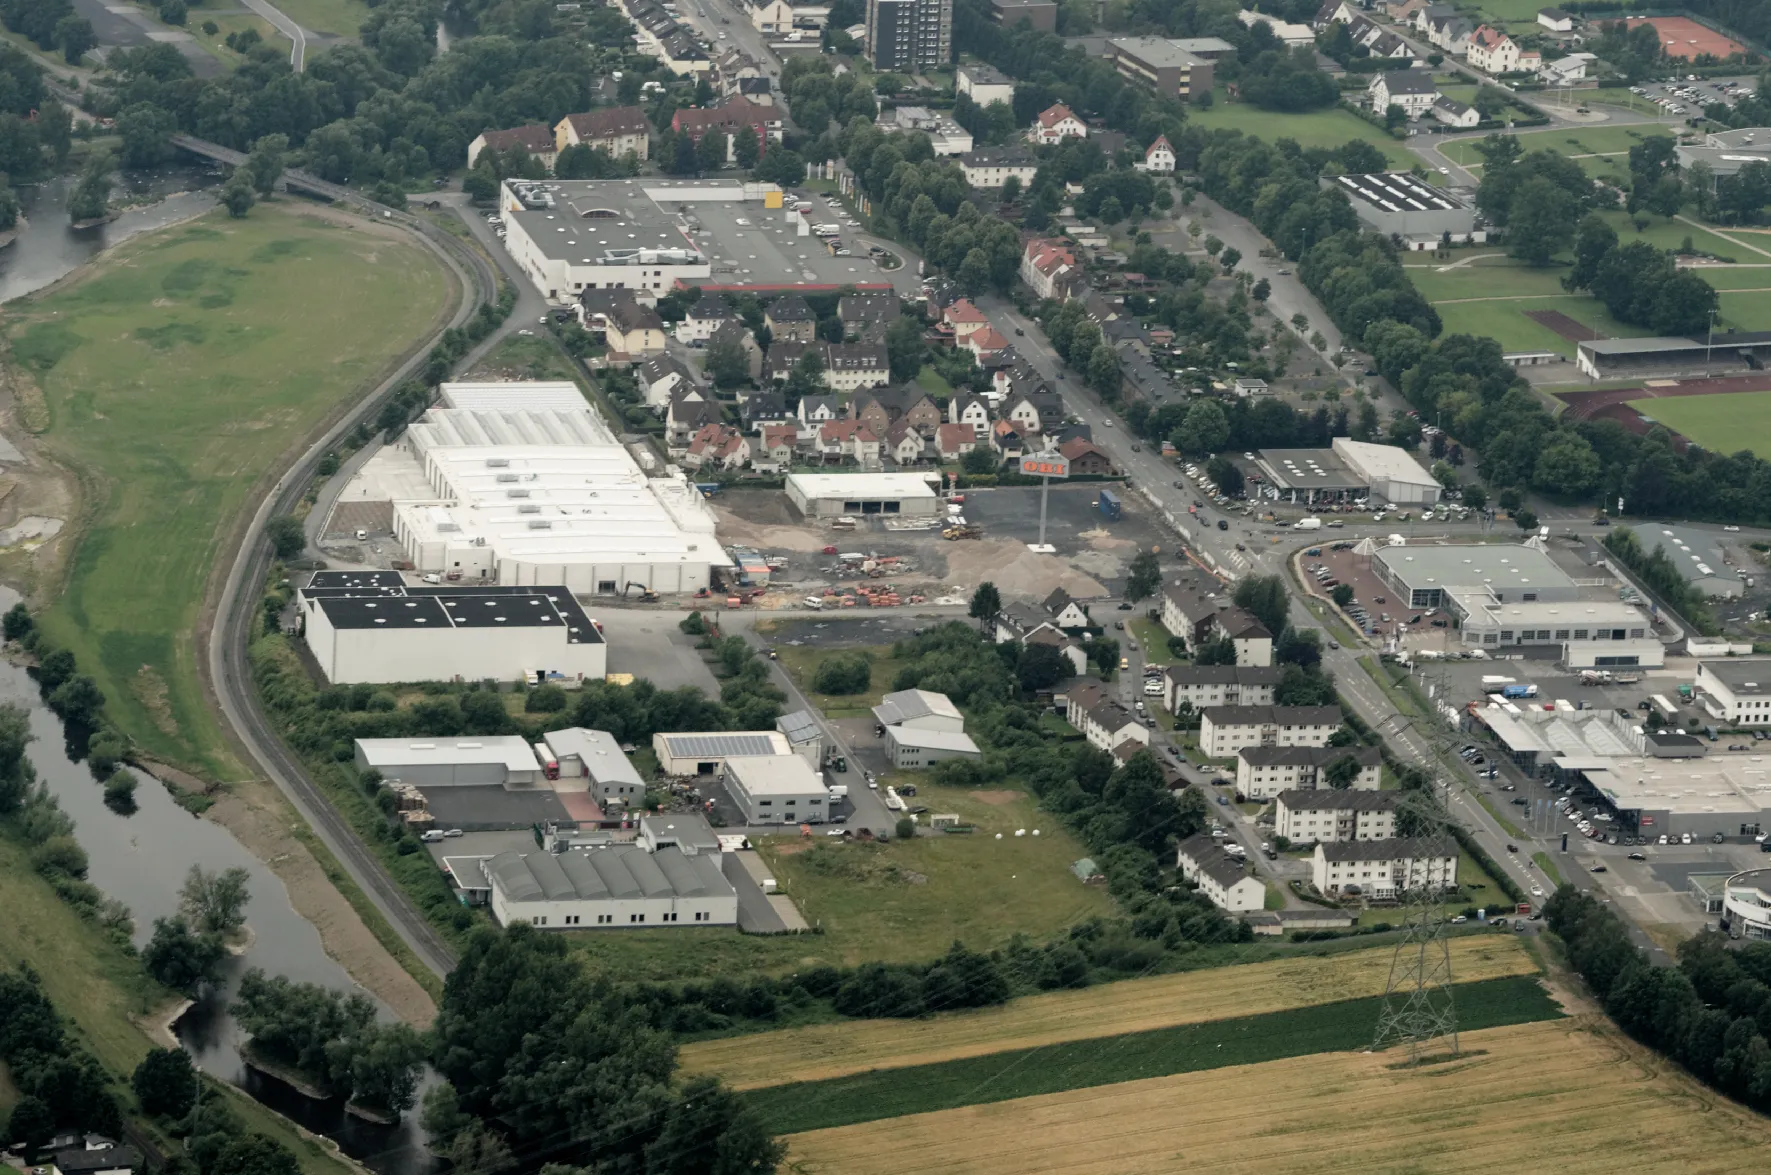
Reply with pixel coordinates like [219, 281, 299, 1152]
[866, 0, 951, 71]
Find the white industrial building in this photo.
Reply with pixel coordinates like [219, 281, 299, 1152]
[1454, 598, 1654, 653]
[539, 727, 646, 807]
[1274, 789, 1398, 843]
[785, 472, 941, 518]
[1374, 543, 1580, 609]
[724, 752, 830, 824]
[299, 571, 607, 685]
[1331, 439, 1442, 505]
[346, 382, 727, 594]
[1175, 834, 1266, 913]
[483, 814, 737, 929]
[1236, 745, 1381, 800]
[653, 730, 793, 776]
[1198, 706, 1343, 758]
[1312, 838, 1458, 898]
[775, 709, 824, 766]
[873, 689, 965, 731]
[1722, 868, 1771, 940]
[1696, 659, 1771, 725]
[355, 735, 544, 786]
[1644, 525, 1748, 599]
[884, 726, 981, 769]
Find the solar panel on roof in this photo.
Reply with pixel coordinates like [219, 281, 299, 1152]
[663, 733, 779, 757]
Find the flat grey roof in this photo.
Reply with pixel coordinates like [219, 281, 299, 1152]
[1256, 448, 1365, 491]
[1374, 543, 1574, 592]
[1644, 525, 1741, 588]
[487, 845, 733, 903]
[1107, 35, 1208, 67]
[505, 180, 706, 267]
[1701, 658, 1771, 694]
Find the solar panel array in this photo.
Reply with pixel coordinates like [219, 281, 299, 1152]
[661, 733, 780, 757]
[1337, 172, 1458, 215]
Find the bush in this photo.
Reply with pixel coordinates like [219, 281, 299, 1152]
[811, 651, 872, 695]
[894, 816, 915, 840]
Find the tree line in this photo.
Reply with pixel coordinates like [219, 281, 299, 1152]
[232, 970, 428, 1116]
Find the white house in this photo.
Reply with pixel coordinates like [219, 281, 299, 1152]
[1198, 706, 1343, 758]
[1141, 135, 1176, 173]
[1021, 238, 1080, 299]
[1312, 838, 1458, 898]
[1368, 70, 1439, 119]
[1043, 587, 1092, 629]
[1537, 6, 1573, 32]
[1467, 25, 1520, 74]
[1164, 665, 1282, 714]
[1030, 103, 1087, 144]
[1695, 659, 1771, 725]
[1275, 789, 1398, 843]
[1176, 833, 1267, 912]
[1236, 745, 1381, 799]
[1218, 608, 1274, 667]
[1431, 95, 1480, 128]
[675, 294, 736, 344]
[748, 0, 794, 32]
[1541, 51, 1595, 83]
[960, 147, 1041, 190]
[956, 62, 1016, 107]
[1075, 696, 1149, 753]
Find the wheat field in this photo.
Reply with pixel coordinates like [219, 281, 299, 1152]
[681, 936, 1536, 1090]
[783, 1018, 1771, 1174]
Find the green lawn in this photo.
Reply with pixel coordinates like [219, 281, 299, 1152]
[1433, 294, 1637, 357]
[10, 207, 452, 778]
[207, 0, 370, 36]
[1623, 390, 1771, 457]
[1190, 94, 1414, 166]
[1533, 851, 1565, 887]
[744, 974, 1558, 1134]
[0, 833, 357, 1175]
[773, 643, 909, 715]
[914, 367, 956, 399]
[1127, 615, 1173, 666]
[1440, 125, 1676, 171]
[753, 780, 1115, 966]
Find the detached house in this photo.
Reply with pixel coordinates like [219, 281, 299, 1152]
[708, 319, 763, 382]
[1004, 390, 1065, 434]
[937, 421, 979, 461]
[639, 353, 695, 409]
[682, 424, 750, 471]
[763, 339, 811, 384]
[1368, 69, 1439, 119]
[1142, 135, 1176, 173]
[884, 420, 927, 465]
[949, 393, 991, 438]
[554, 106, 651, 161]
[797, 394, 843, 426]
[765, 294, 817, 343]
[677, 294, 736, 344]
[1432, 95, 1480, 127]
[1044, 587, 1092, 630]
[666, 391, 723, 446]
[964, 326, 1012, 364]
[1467, 25, 1520, 73]
[991, 419, 1027, 461]
[819, 342, 890, 391]
[1175, 834, 1266, 913]
[1058, 436, 1112, 476]
[1030, 103, 1087, 145]
[579, 288, 667, 358]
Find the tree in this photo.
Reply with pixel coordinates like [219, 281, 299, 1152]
[1175, 399, 1229, 455]
[347, 1023, 427, 1115]
[1219, 246, 1241, 273]
[180, 865, 252, 937]
[463, 165, 499, 202]
[1203, 235, 1222, 257]
[49, 676, 104, 727]
[118, 102, 177, 169]
[968, 582, 1001, 630]
[1017, 643, 1067, 691]
[1194, 634, 1237, 665]
[266, 515, 305, 559]
[142, 916, 226, 995]
[222, 171, 256, 218]
[68, 153, 112, 224]
[103, 768, 138, 814]
[1251, 278, 1271, 302]
[1002, 175, 1022, 203]
[1461, 483, 1488, 510]
[1323, 753, 1362, 789]
[705, 337, 749, 388]
[1233, 574, 1290, 639]
[55, 14, 95, 63]
[733, 125, 760, 170]
[1532, 432, 1602, 498]
[643, 1075, 786, 1175]
[695, 128, 726, 172]
[1564, 213, 1619, 292]
[1205, 455, 1243, 497]
[812, 652, 871, 694]
[5, 1095, 53, 1151]
[885, 315, 926, 383]
[160, 0, 187, 23]
[247, 134, 288, 196]
[1125, 550, 1161, 602]
[1507, 177, 1579, 266]
[1514, 509, 1539, 531]
[133, 1048, 197, 1119]
[962, 446, 998, 475]
[1330, 583, 1354, 607]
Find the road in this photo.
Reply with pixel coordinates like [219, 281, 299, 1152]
[241, 0, 310, 70]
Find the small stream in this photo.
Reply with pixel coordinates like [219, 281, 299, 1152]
[0, 162, 224, 305]
[0, 595, 440, 1171]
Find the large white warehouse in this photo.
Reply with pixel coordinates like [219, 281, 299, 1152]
[785, 473, 941, 518]
[347, 382, 729, 594]
[299, 571, 607, 684]
[1330, 439, 1441, 505]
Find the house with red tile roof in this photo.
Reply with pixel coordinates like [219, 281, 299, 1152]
[937, 422, 979, 460]
[1030, 103, 1087, 145]
[1021, 237, 1080, 299]
[467, 124, 557, 170]
[817, 419, 881, 466]
[943, 298, 990, 338]
[553, 107, 651, 161]
[963, 325, 1011, 362]
[1059, 436, 1113, 476]
[683, 424, 750, 471]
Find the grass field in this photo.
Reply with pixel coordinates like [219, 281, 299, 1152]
[200, 0, 370, 36]
[747, 974, 1558, 1134]
[782, 1016, 1771, 1174]
[1190, 94, 1414, 166]
[9, 208, 451, 778]
[752, 780, 1114, 965]
[681, 934, 1537, 1090]
[0, 834, 355, 1175]
[1439, 125, 1674, 171]
[1624, 390, 1771, 456]
[771, 643, 908, 715]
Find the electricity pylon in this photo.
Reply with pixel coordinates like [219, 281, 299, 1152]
[1371, 786, 1461, 1065]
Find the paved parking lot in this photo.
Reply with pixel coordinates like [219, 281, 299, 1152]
[1631, 74, 1756, 115]
[591, 611, 720, 693]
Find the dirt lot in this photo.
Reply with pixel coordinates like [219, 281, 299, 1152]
[715, 484, 1173, 605]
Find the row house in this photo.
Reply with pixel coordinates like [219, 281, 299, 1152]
[739, 388, 790, 429]
[942, 298, 990, 340]
[554, 107, 651, 162]
[1313, 839, 1458, 899]
[852, 386, 942, 437]
[1029, 103, 1087, 145]
[1021, 238, 1080, 300]
[1236, 745, 1381, 800]
[936, 421, 979, 461]
[964, 326, 1012, 365]
[765, 294, 817, 343]
[763, 339, 811, 383]
[1163, 665, 1282, 715]
[579, 289, 666, 359]
[1198, 706, 1344, 759]
[948, 393, 991, 439]
[1274, 788, 1397, 844]
[670, 98, 780, 163]
[819, 342, 890, 391]
[1417, 5, 1474, 55]
[1368, 69, 1439, 119]
[1345, 13, 1414, 59]
[754, 423, 798, 472]
[682, 424, 750, 471]
[883, 420, 927, 465]
[677, 293, 737, 344]
[1175, 834, 1266, 913]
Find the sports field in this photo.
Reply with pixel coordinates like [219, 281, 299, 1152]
[681, 935, 1537, 1090]
[1439, 125, 1675, 174]
[1190, 94, 1414, 166]
[1625, 389, 1771, 456]
[7, 207, 451, 777]
[784, 1017, 1771, 1174]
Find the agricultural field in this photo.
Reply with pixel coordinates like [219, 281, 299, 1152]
[9, 207, 452, 778]
[1624, 390, 1771, 457]
[782, 1017, 1770, 1175]
[747, 975, 1557, 1133]
[1190, 94, 1415, 166]
[751, 781, 1115, 966]
[681, 934, 1539, 1090]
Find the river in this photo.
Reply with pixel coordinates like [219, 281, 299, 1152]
[0, 597, 440, 1173]
[0, 162, 224, 305]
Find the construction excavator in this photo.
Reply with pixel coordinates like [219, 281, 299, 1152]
[623, 581, 660, 603]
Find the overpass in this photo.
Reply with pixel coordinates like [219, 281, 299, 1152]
[171, 134, 364, 205]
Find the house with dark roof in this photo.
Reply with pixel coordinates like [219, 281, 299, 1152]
[666, 390, 723, 446]
[739, 387, 789, 428]
[763, 338, 811, 383]
[1174, 833, 1266, 912]
[838, 294, 902, 338]
[1044, 588, 1091, 629]
[707, 319, 762, 382]
[51, 1137, 141, 1175]
[677, 293, 737, 344]
[1312, 837, 1457, 897]
[639, 353, 696, 409]
[853, 386, 942, 436]
[883, 419, 927, 465]
[765, 294, 817, 342]
[1275, 787, 1398, 843]
[1058, 436, 1112, 475]
[950, 392, 991, 438]
[1199, 706, 1344, 758]
[1238, 745, 1382, 799]
[1163, 665, 1283, 713]
[818, 342, 890, 391]
[1025, 625, 1088, 675]
[579, 288, 667, 357]
[797, 394, 843, 426]
[467, 124, 558, 170]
